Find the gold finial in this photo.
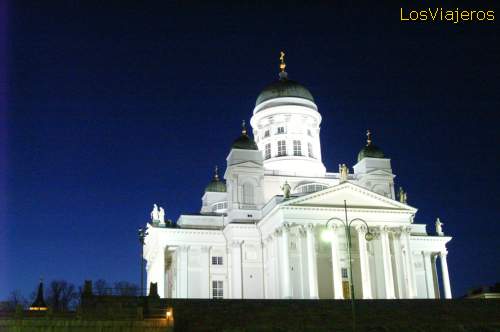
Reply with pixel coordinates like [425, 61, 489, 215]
[366, 129, 372, 146]
[279, 51, 286, 72]
[241, 120, 247, 135]
[213, 165, 219, 181]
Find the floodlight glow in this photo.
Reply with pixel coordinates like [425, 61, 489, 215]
[321, 230, 333, 242]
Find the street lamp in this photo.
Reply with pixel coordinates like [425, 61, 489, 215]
[138, 227, 148, 296]
[324, 200, 374, 332]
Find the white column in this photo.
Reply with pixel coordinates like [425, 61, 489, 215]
[432, 254, 440, 299]
[297, 227, 307, 299]
[200, 246, 210, 299]
[440, 251, 452, 299]
[178, 246, 189, 298]
[401, 227, 415, 298]
[230, 241, 243, 299]
[380, 227, 395, 299]
[390, 232, 404, 299]
[273, 231, 281, 299]
[329, 225, 343, 299]
[149, 247, 165, 297]
[356, 226, 372, 299]
[280, 224, 292, 298]
[305, 224, 319, 299]
[422, 251, 434, 299]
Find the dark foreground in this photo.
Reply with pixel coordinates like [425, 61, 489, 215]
[1, 296, 499, 332]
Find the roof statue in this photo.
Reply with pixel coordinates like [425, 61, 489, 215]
[398, 187, 408, 204]
[281, 181, 291, 199]
[435, 218, 444, 236]
[339, 164, 349, 182]
[158, 207, 165, 226]
[151, 204, 159, 222]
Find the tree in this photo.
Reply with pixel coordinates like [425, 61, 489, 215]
[47, 280, 78, 311]
[113, 281, 139, 296]
[94, 279, 110, 295]
[3, 290, 27, 311]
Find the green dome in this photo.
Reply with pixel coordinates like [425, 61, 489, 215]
[357, 130, 385, 162]
[256, 76, 314, 106]
[205, 166, 226, 192]
[205, 179, 226, 193]
[357, 144, 385, 162]
[231, 121, 258, 150]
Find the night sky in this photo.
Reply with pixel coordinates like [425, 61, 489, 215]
[2, 2, 499, 299]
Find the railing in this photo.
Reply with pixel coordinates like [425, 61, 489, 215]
[238, 203, 257, 210]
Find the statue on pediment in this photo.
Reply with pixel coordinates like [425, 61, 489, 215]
[435, 218, 444, 236]
[281, 181, 291, 199]
[398, 187, 408, 204]
[339, 164, 349, 182]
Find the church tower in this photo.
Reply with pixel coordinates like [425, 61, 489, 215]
[353, 130, 396, 199]
[224, 121, 265, 221]
[250, 52, 326, 177]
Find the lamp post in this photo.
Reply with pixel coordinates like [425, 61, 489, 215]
[138, 227, 148, 296]
[325, 200, 374, 332]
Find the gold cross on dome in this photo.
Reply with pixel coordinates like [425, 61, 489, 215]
[279, 51, 286, 72]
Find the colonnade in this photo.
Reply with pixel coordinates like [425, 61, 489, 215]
[264, 223, 452, 300]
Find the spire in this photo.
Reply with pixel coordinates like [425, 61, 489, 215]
[278, 51, 288, 80]
[213, 165, 220, 181]
[366, 129, 372, 146]
[30, 279, 48, 311]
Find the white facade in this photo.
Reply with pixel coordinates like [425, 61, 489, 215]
[143, 68, 452, 300]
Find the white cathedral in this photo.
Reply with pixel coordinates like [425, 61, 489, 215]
[143, 55, 452, 301]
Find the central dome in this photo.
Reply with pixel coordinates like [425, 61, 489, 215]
[256, 77, 314, 106]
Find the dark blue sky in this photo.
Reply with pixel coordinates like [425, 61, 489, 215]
[2, 1, 499, 299]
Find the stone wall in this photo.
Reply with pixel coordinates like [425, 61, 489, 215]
[167, 299, 500, 332]
[1, 298, 499, 332]
[0, 318, 170, 332]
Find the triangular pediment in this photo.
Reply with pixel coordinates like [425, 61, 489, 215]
[283, 182, 416, 212]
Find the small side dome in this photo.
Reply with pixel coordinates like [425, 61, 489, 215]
[205, 166, 226, 193]
[231, 120, 258, 150]
[357, 130, 385, 162]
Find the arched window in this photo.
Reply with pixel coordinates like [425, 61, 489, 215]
[242, 183, 255, 204]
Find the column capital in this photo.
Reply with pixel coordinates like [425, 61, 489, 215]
[422, 251, 431, 258]
[439, 251, 448, 257]
[297, 225, 307, 237]
[378, 225, 391, 234]
[230, 240, 243, 248]
[306, 223, 316, 232]
[355, 224, 368, 233]
[178, 245, 190, 252]
[327, 223, 339, 231]
[402, 226, 412, 235]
